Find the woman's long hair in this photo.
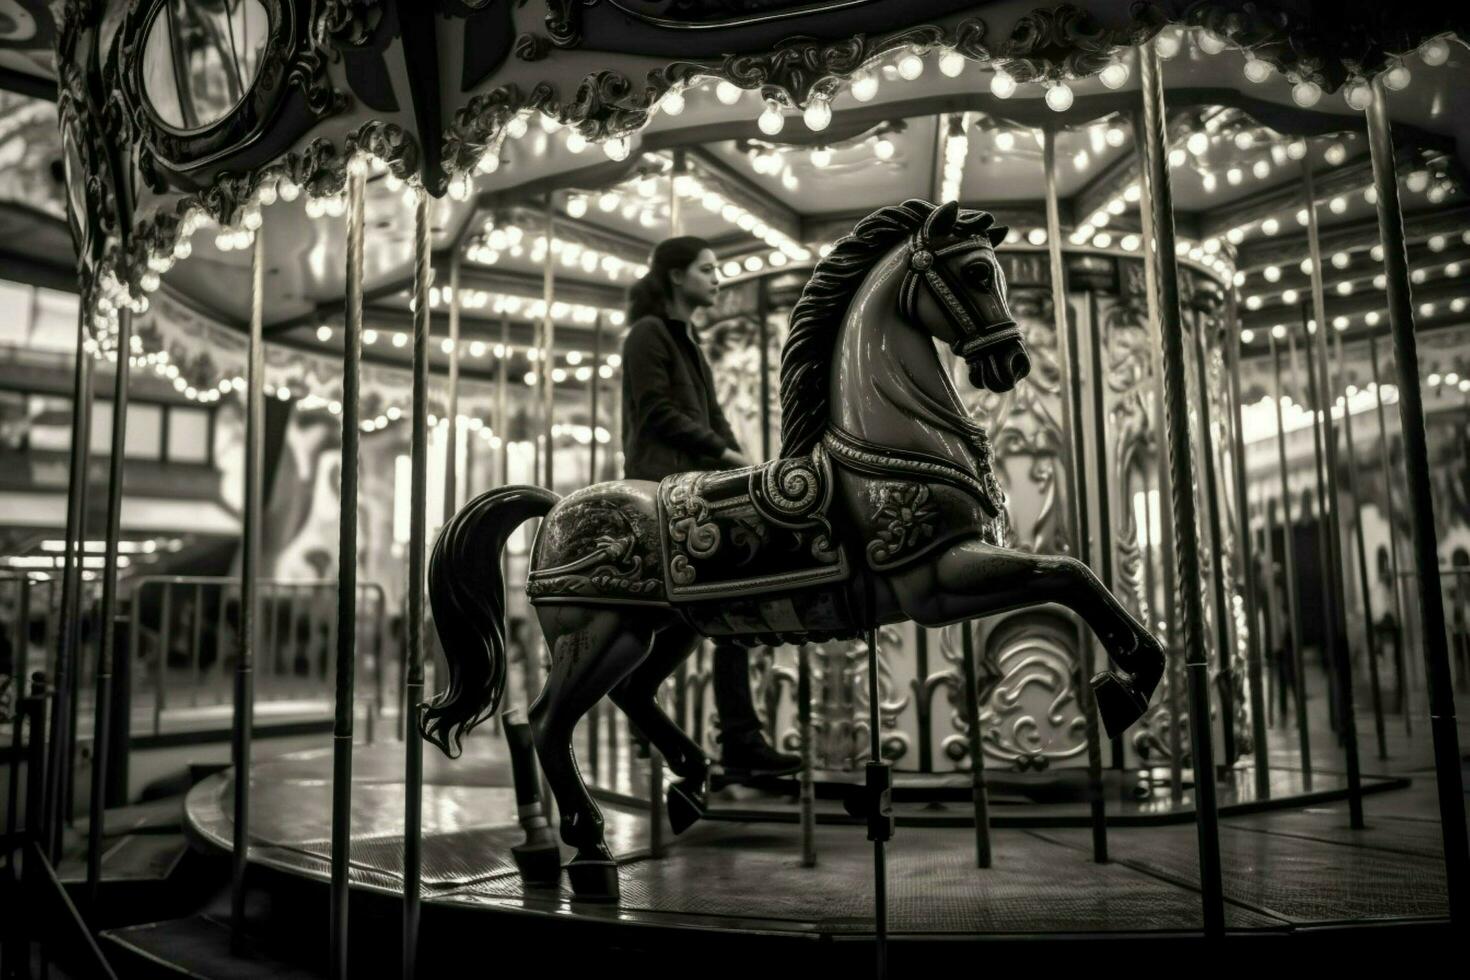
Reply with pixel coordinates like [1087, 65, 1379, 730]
[626, 235, 710, 321]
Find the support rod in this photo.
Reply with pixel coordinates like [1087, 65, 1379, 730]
[1368, 335, 1410, 732]
[541, 197, 557, 490]
[86, 306, 131, 909]
[1269, 333, 1312, 784]
[444, 254, 462, 522]
[959, 623, 993, 868]
[403, 189, 432, 980]
[1044, 127, 1106, 862]
[1139, 46, 1224, 937]
[330, 165, 366, 980]
[1366, 78, 1469, 922]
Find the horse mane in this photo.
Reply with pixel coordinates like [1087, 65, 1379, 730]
[778, 199, 998, 458]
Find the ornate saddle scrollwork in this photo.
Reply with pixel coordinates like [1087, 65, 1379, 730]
[657, 445, 848, 602]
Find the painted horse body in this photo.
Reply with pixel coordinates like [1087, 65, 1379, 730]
[422, 200, 1165, 901]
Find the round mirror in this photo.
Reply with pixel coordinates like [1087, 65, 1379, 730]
[141, 0, 270, 132]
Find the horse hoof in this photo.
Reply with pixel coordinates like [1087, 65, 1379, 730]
[567, 858, 620, 902]
[667, 781, 707, 835]
[1091, 670, 1149, 740]
[512, 841, 563, 886]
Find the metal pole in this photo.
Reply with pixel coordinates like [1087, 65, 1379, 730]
[45, 308, 91, 860]
[231, 229, 265, 951]
[541, 197, 557, 490]
[757, 277, 771, 461]
[1132, 108, 1184, 806]
[865, 624, 887, 979]
[1044, 128, 1106, 862]
[403, 189, 431, 980]
[1086, 293, 1124, 770]
[1368, 335, 1410, 730]
[959, 623, 993, 868]
[915, 627, 932, 772]
[1334, 331, 1387, 760]
[798, 644, 816, 868]
[1192, 320, 1239, 768]
[1269, 334, 1312, 784]
[590, 312, 602, 481]
[497, 316, 510, 488]
[1139, 46, 1224, 937]
[1226, 299, 1270, 798]
[86, 306, 132, 909]
[1366, 79, 1469, 921]
[1260, 495, 1283, 728]
[443, 255, 461, 522]
[331, 164, 366, 980]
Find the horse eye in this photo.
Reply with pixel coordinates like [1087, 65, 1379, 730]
[965, 262, 994, 288]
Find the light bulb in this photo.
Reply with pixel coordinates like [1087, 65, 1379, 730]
[477, 150, 501, 173]
[1263, 265, 1281, 282]
[873, 137, 895, 161]
[1286, 139, 1307, 160]
[1169, 147, 1187, 168]
[989, 70, 1016, 99]
[506, 115, 529, 139]
[1243, 56, 1272, 84]
[565, 132, 587, 154]
[448, 173, 471, 201]
[897, 52, 924, 81]
[1105, 126, 1126, 147]
[803, 97, 832, 131]
[1187, 131, 1209, 156]
[1099, 61, 1129, 90]
[1252, 159, 1271, 179]
[566, 195, 587, 219]
[758, 101, 785, 136]
[1329, 195, 1347, 214]
[661, 90, 685, 116]
[1226, 167, 1243, 185]
[994, 130, 1015, 152]
[939, 49, 966, 78]
[1198, 30, 1227, 55]
[716, 81, 742, 105]
[1344, 79, 1373, 111]
[1383, 63, 1411, 90]
[1044, 82, 1073, 112]
[810, 147, 832, 168]
[1420, 38, 1450, 67]
[604, 136, 630, 161]
[851, 70, 879, 102]
[1291, 80, 1322, 107]
[1406, 170, 1430, 193]
[1154, 30, 1181, 60]
[1324, 142, 1346, 166]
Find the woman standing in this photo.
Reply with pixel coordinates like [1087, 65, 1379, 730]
[620, 236, 800, 776]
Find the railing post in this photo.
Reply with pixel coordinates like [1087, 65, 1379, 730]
[1365, 77, 1469, 923]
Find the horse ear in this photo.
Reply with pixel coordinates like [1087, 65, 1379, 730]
[924, 200, 960, 240]
[987, 225, 1010, 247]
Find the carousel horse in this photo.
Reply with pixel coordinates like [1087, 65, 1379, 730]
[420, 200, 1165, 901]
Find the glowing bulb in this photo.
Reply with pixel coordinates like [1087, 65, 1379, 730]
[1169, 147, 1187, 168]
[604, 136, 630, 161]
[873, 137, 895, 161]
[1105, 126, 1126, 148]
[1099, 61, 1129, 90]
[567, 195, 587, 219]
[1383, 63, 1411, 91]
[1226, 167, 1243, 185]
[851, 70, 879, 102]
[803, 98, 832, 131]
[1291, 80, 1322, 107]
[1406, 170, 1430, 193]
[810, 147, 832, 169]
[1243, 56, 1273, 84]
[1261, 217, 1280, 235]
[505, 115, 529, 139]
[897, 52, 925, 81]
[448, 173, 471, 202]
[1344, 79, 1373, 111]
[989, 70, 1016, 99]
[565, 132, 587, 154]
[1252, 159, 1271, 179]
[1286, 139, 1307, 161]
[661, 90, 685, 116]
[1263, 265, 1281, 282]
[1044, 82, 1073, 112]
[939, 49, 966, 78]
[1187, 132, 1209, 156]
[1198, 30, 1227, 55]
[1324, 142, 1347, 166]
[1154, 30, 1182, 60]
[1420, 38, 1451, 67]
[758, 101, 785, 136]
[994, 130, 1015, 152]
[316, 325, 333, 342]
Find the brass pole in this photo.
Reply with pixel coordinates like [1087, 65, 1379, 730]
[1270, 333, 1312, 784]
[330, 166, 366, 979]
[1334, 332, 1387, 759]
[1044, 127, 1107, 862]
[1139, 46, 1224, 936]
[1368, 334, 1410, 731]
[1226, 297, 1270, 798]
[1303, 159, 1365, 829]
[86, 305, 131, 909]
[403, 189, 432, 979]
[1132, 109, 1184, 806]
[541, 197, 556, 489]
[231, 229, 265, 950]
[1366, 78, 1469, 921]
[444, 254, 461, 521]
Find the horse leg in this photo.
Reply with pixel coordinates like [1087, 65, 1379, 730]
[530, 605, 653, 901]
[608, 623, 708, 834]
[885, 536, 1165, 739]
[501, 707, 561, 885]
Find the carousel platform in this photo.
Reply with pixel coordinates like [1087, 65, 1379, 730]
[134, 734, 1460, 974]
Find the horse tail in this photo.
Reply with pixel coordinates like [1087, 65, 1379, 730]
[420, 486, 559, 758]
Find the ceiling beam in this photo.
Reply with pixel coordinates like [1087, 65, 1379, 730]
[686, 145, 801, 243]
[1237, 311, 1468, 365]
[1238, 244, 1470, 302]
[1240, 279, 1465, 331]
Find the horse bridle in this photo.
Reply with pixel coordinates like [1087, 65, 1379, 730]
[897, 233, 1020, 361]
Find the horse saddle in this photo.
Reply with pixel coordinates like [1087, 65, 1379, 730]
[657, 444, 851, 603]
